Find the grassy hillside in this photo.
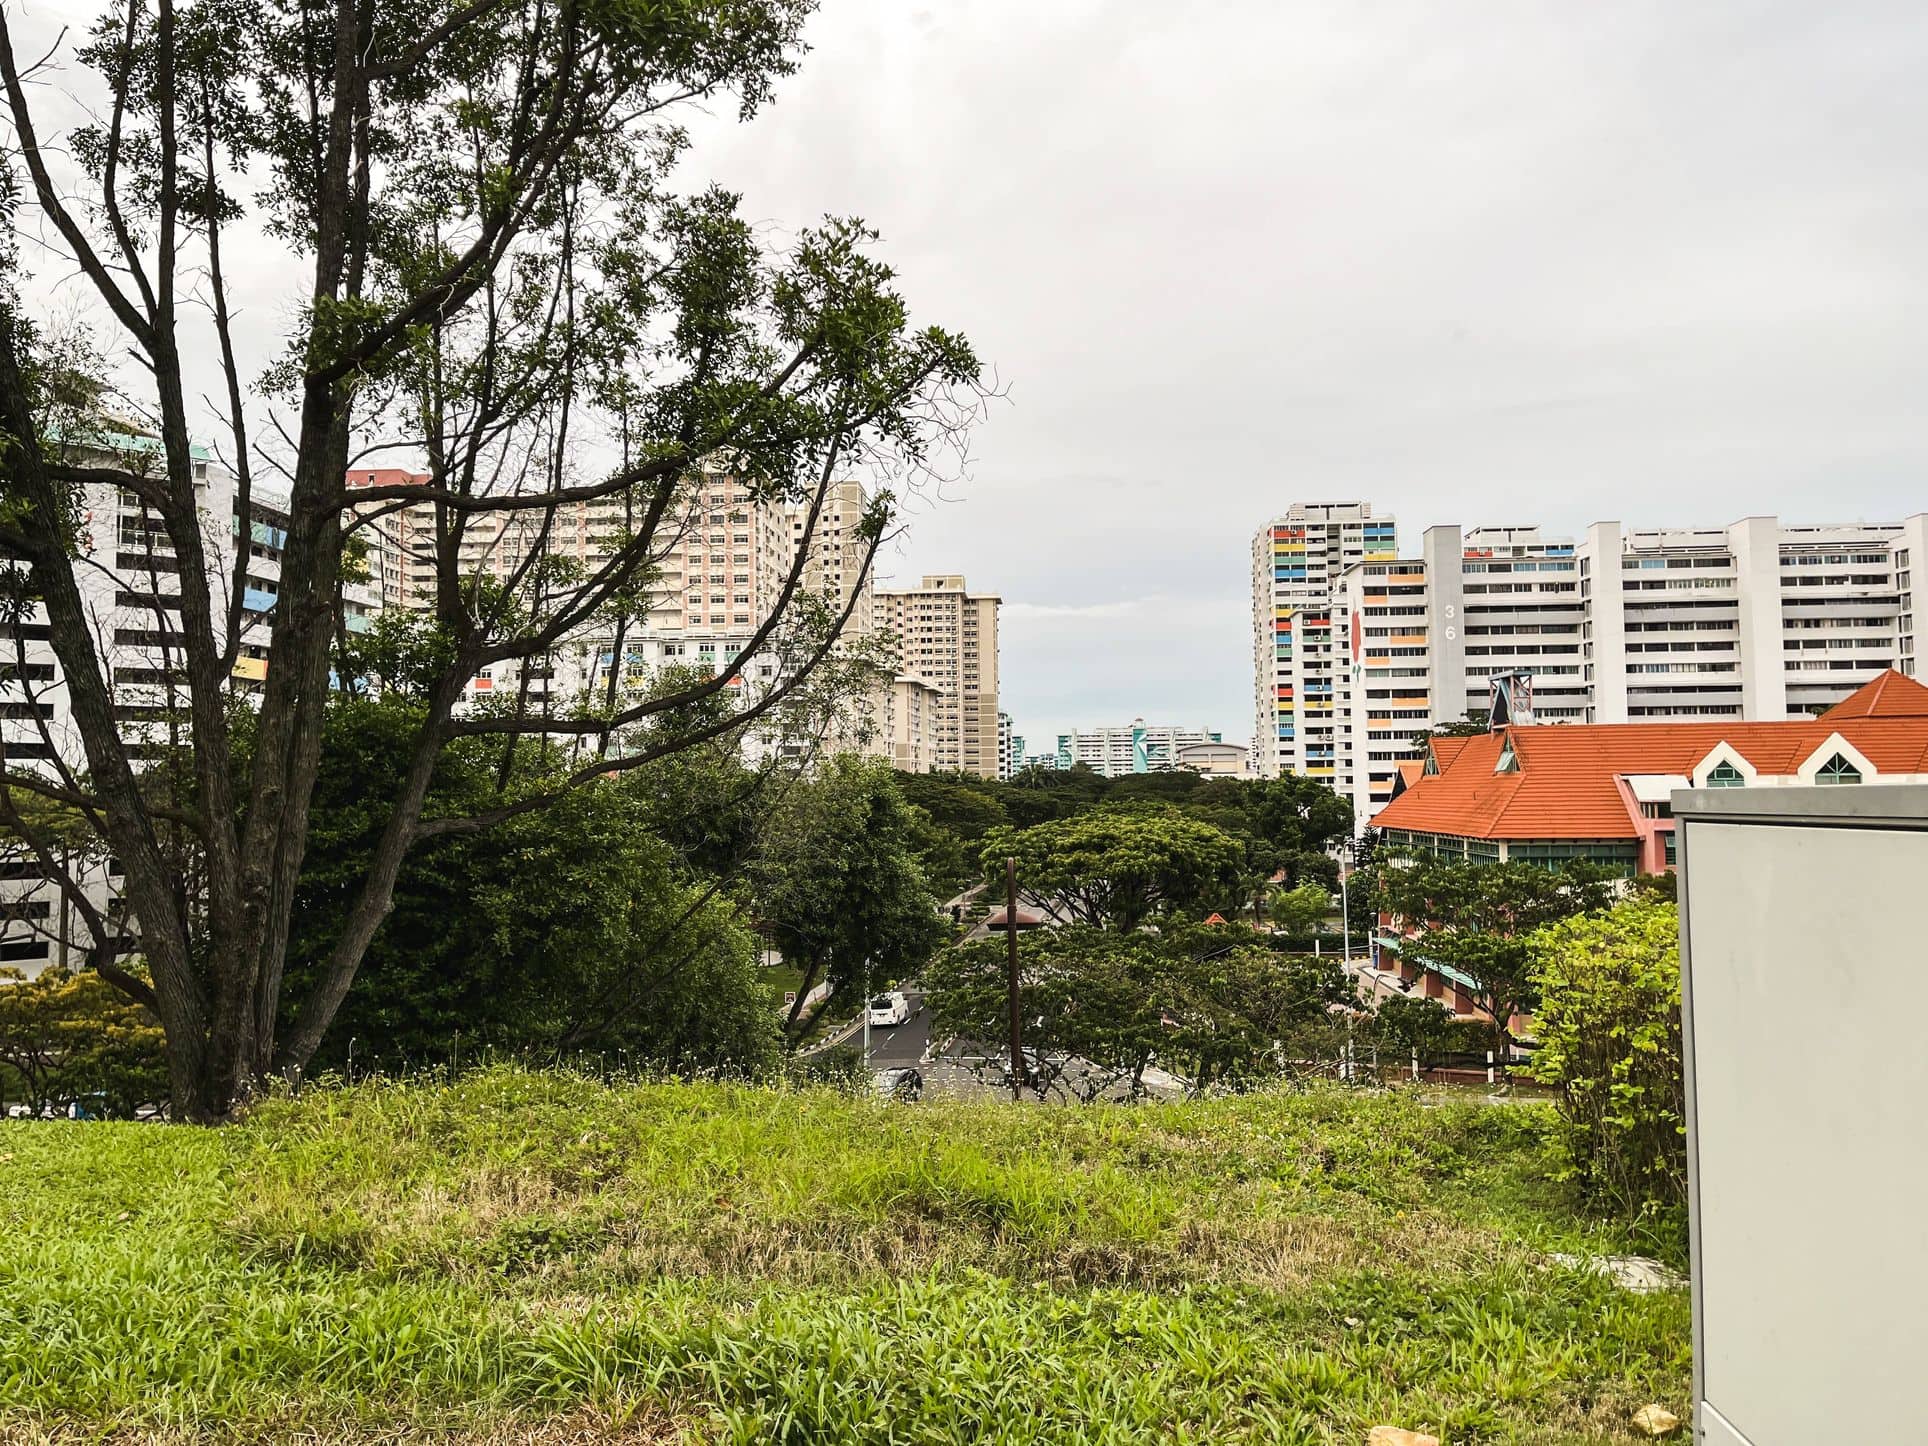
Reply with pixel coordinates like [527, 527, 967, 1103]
[0, 1070, 1688, 1443]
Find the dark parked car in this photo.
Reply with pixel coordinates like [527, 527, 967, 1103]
[874, 1066, 924, 1102]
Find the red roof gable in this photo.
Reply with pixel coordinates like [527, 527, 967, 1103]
[1820, 669, 1928, 720]
[1374, 676, 1928, 843]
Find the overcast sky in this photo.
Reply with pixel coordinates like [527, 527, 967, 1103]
[684, 0, 1928, 752]
[16, 0, 1928, 752]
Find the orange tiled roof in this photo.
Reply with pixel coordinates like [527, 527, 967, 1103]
[1820, 668, 1928, 720]
[1373, 671, 1928, 842]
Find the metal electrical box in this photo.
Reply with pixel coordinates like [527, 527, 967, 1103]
[1675, 785, 1928, 1445]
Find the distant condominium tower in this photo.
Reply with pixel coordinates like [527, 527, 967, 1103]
[877, 574, 1002, 778]
[1054, 720, 1230, 778]
[1249, 503, 1399, 782]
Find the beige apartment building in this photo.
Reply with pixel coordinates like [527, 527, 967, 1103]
[347, 466, 873, 636]
[344, 467, 990, 776]
[871, 672, 943, 773]
[344, 466, 673, 621]
[878, 574, 1002, 777]
[789, 479, 877, 636]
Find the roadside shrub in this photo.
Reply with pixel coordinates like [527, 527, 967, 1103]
[1530, 900, 1686, 1230]
[0, 965, 169, 1118]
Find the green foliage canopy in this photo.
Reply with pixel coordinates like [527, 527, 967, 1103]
[1269, 881, 1335, 939]
[926, 925, 1352, 1100]
[756, 755, 947, 1032]
[1375, 858, 1616, 1049]
[281, 696, 780, 1075]
[0, 965, 168, 1117]
[980, 809, 1247, 933]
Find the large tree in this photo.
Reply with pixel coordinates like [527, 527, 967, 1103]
[1375, 858, 1615, 1053]
[926, 924, 1351, 1102]
[1183, 773, 1350, 921]
[981, 807, 1247, 933]
[0, 0, 977, 1118]
[279, 694, 778, 1073]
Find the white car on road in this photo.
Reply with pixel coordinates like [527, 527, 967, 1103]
[867, 991, 911, 1027]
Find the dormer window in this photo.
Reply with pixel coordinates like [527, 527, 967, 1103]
[1815, 753, 1862, 786]
[1706, 759, 1745, 788]
[1496, 738, 1518, 773]
[1423, 749, 1439, 776]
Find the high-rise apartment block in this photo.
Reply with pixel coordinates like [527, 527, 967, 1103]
[1253, 505, 1928, 827]
[346, 463, 839, 636]
[1250, 503, 1399, 783]
[789, 479, 877, 637]
[877, 575, 1001, 777]
[2, 435, 382, 977]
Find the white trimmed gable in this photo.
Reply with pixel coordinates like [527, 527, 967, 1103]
[1796, 732, 1879, 785]
[1691, 741, 1758, 788]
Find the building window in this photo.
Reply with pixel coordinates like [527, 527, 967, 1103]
[1815, 754, 1862, 785]
[1495, 739, 1518, 773]
[1706, 760, 1745, 788]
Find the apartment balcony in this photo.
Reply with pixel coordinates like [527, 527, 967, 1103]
[1621, 605, 1740, 625]
[1781, 603, 1898, 621]
[1623, 686, 1744, 708]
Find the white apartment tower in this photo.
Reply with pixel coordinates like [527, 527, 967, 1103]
[877, 575, 1001, 778]
[1250, 503, 1399, 781]
[2, 435, 380, 977]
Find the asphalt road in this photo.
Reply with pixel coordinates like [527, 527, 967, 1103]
[838, 989, 1192, 1103]
[845, 992, 1005, 1098]
[861, 990, 932, 1068]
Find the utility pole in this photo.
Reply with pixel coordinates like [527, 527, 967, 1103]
[1006, 855, 1025, 1101]
[1340, 867, 1353, 969]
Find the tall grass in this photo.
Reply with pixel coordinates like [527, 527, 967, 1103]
[0, 1069, 1688, 1443]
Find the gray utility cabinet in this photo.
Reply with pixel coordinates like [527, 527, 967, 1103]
[1675, 785, 1928, 1445]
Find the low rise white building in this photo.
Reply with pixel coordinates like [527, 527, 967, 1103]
[1173, 739, 1253, 778]
[1053, 720, 1231, 777]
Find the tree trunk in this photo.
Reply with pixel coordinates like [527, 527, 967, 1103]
[783, 959, 823, 1036]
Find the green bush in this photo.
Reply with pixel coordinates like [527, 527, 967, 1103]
[1530, 900, 1687, 1232]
